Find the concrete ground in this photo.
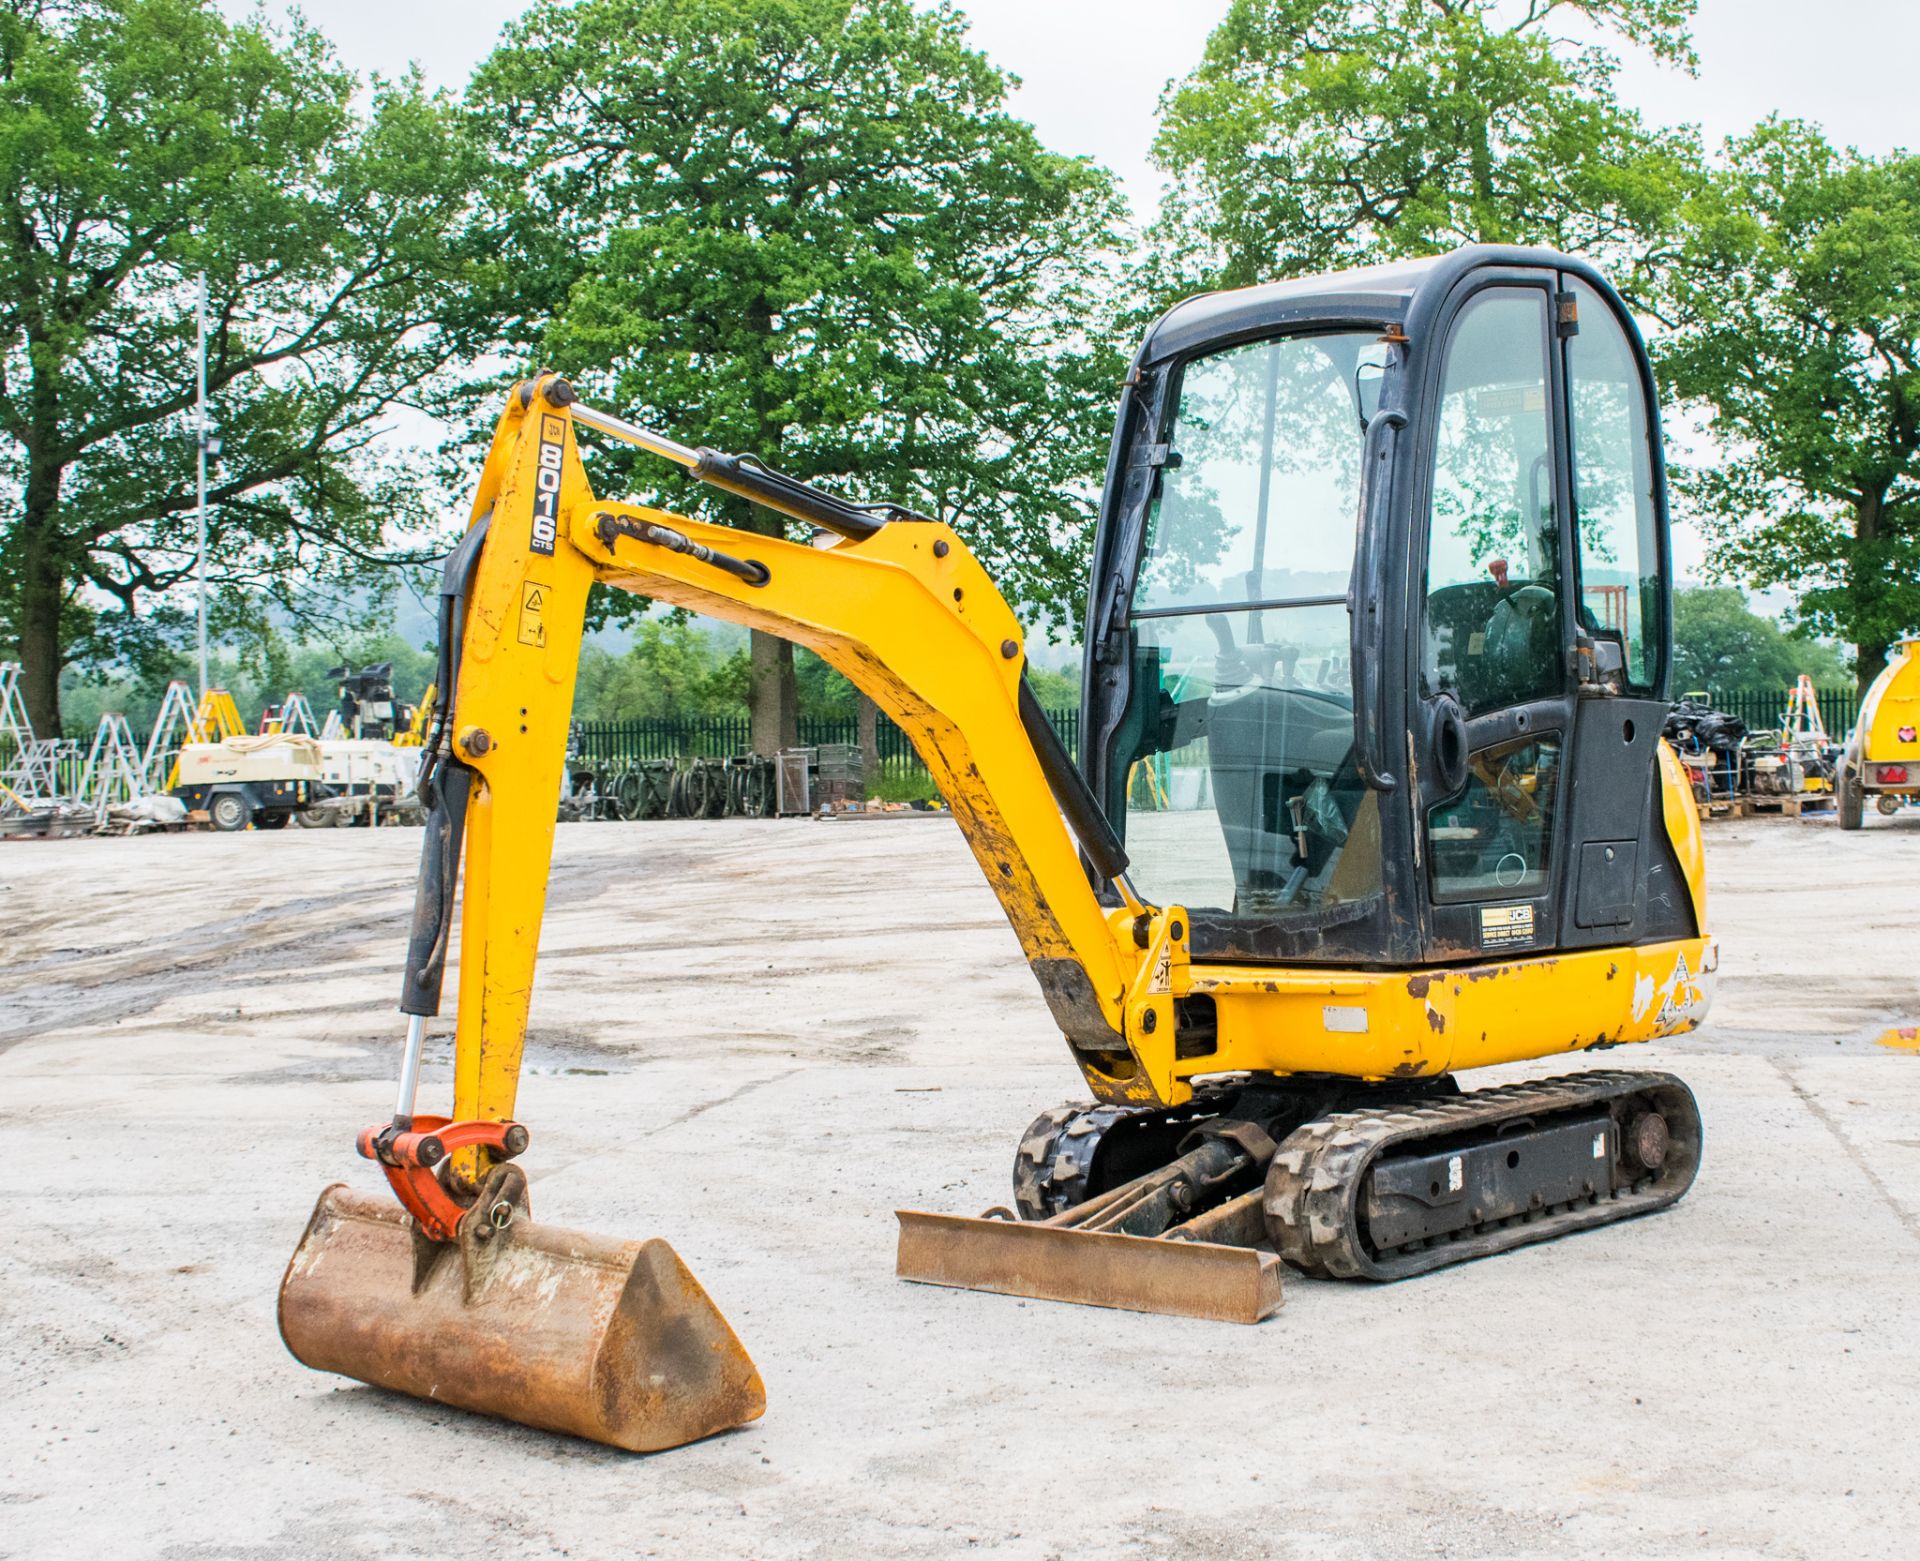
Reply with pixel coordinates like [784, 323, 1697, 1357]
[2, 806, 1919, 1560]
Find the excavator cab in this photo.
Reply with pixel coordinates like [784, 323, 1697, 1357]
[905, 249, 1710, 1305]
[280, 246, 1714, 1450]
[1083, 249, 1694, 971]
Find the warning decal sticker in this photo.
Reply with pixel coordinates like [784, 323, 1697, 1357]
[517, 581, 548, 648]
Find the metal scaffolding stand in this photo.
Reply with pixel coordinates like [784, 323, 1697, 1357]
[78, 713, 154, 828]
[1, 662, 73, 801]
[140, 680, 201, 793]
[261, 691, 319, 737]
[1, 662, 89, 836]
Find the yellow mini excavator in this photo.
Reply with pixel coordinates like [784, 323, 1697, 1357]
[279, 246, 1715, 1451]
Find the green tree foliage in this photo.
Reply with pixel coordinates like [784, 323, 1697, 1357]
[571, 619, 750, 723]
[568, 618, 1081, 726]
[1670, 585, 1846, 695]
[794, 647, 859, 721]
[1150, 0, 1701, 293]
[1656, 121, 1920, 691]
[467, 0, 1130, 754]
[1024, 662, 1080, 709]
[56, 628, 436, 736]
[0, 0, 492, 734]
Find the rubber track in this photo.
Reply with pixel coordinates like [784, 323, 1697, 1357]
[1264, 1069, 1701, 1280]
[1012, 1102, 1145, 1219]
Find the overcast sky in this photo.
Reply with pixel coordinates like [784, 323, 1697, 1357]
[227, 0, 1916, 601]
[250, 0, 1916, 220]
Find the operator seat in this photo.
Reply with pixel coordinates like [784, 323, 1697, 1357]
[1206, 681, 1359, 910]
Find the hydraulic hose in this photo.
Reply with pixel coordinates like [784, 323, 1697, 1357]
[1019, 677, 1129, 884]
[399, 515, 492, 1019]
[399, 756, 475, 1018]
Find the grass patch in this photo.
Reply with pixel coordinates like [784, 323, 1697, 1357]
[867, 762, 942, 804]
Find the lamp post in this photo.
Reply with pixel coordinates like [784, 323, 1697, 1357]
[195, 274, 208, 701]
[193, 276, 223, 702]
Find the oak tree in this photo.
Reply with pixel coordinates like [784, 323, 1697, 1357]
[468, 0, 1129, 753]
[0, 0, 490, 732]
[1150, 0, 1701, 295]
[1656, 121, 1920, 691]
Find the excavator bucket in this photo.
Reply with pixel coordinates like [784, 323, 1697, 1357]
[278, 1184, 765, 1452]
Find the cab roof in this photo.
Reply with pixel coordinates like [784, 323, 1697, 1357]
[1140, 244, 1609, 366]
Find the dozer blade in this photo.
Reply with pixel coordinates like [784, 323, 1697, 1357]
[279, 1184, 765, 1452]
[895, 1210, 1284, 1324]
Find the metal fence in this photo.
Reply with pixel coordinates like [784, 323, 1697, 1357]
[0, 732, 88, 796]
[1698, 685, 1858, 737]
[574, 706, 1082, 772]
[573, 689, 1858, 782]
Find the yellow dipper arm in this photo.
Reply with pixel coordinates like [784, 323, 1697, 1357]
[436, 380, 1149, 1139]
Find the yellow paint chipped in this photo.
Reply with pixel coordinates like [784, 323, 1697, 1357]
[1876, 1026, 1920, 1053]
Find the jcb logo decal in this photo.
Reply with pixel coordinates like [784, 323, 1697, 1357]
[530, 415, 565, 556]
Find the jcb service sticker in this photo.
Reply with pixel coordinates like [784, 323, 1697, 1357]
[530, 415, 565, 556]
[1479, 903, 1535, 949]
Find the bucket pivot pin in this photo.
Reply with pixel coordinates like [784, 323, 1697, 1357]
[356, 1116, 530, 1243]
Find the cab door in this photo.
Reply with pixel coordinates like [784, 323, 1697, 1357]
[1552, 273, 1688, 949]
[1408, 268, 1685, 963]
[1411, 276, 1574, 960]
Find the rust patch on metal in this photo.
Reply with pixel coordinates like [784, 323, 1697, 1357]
[895, 1210, 1283, 1324]
[1424, 1005, 1446, 1035]
[1457, 956, 1560, 984]
[279, 1185, 765, 1452]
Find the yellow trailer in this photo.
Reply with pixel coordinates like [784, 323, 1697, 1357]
[1838, 638, 1920, 828]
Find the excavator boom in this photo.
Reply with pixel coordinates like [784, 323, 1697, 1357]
[279, 373, 1156, 1445]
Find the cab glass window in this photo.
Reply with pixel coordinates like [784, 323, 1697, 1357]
[1567, 279, 1662, 690]
[1134, 332, 1385, 613]
[1428, 735, 1562, 902]
[1424, 290, 1562, 713]
[1121, 330, 1386, 928]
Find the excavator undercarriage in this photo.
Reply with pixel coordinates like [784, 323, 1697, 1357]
[278, 244, 1718, 1452]
[896, 1068, 1699, 1318]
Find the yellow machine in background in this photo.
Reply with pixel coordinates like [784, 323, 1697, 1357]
[1838, 638, 1920, 828]
[279, 246, 1715, 1452]
[393, 682, 435, 747]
